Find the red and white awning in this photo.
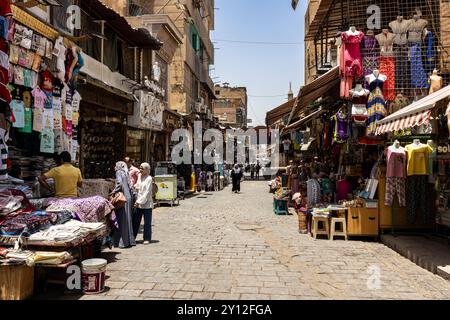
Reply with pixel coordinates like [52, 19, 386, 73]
[375, 110, 432, 135]
[375, 85, 450, 135]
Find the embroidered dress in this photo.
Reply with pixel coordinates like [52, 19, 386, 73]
[361, 35, 379, 88]
[340, 31, 364, 98]
[379, 56, 396, 101]
[410, 42, 428, 88]
[366, 75, 388, 136]
[331, 111, 350, 143]
[424, 31, 435, 75]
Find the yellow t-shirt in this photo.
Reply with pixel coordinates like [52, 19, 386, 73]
[45, 164, 82, 198]
[405, 144, 433, 176]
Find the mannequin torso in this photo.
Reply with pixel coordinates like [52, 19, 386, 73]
[389, 18, 411, 45]
[375, 30, 395, 55]
[429, 70, 443, 94]
[366, 71, 387, 85]
[385, 143, 406, 178]
[408, 17, 428, 43]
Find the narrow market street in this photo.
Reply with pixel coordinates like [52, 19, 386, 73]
[64, 180, 450, 300]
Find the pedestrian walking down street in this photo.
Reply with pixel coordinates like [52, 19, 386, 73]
[231, 164, 243, 193]
[250, 163, 255, 180]
[255, 161, 261, 180]
[132, 163, 154, 245]
[112, 161, 136, 249]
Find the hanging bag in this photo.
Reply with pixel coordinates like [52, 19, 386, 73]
[109, 192, 126, 210]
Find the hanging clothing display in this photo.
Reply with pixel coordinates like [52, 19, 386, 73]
[350, 86, 369, 124]
[366, 73, 388, 136]
[360, 34, 379, 88]
[376, 31, 396, 101]
[390, 18, 411, 90]
[0, 128, 7, 179]
[379, 56, 396, 101]
[409, 42, 428, 88]
[340, 30, 364, 98]
[405, 143, 433, 176]
[424, 31, 435, 75]
[331, 111, 349, 143]
[404, 142, 433, 224]
[384, 145, 406, 207]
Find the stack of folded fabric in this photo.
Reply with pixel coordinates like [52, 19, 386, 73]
[0, 211, 56, 237]
[33, 251, 73, 265]
[312, 208, 332, 218]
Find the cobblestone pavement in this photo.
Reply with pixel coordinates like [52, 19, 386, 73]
[83, 181, 450, 300]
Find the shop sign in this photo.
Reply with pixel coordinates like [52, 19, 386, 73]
[437, 144, 450, 154]
[128, 90, 164, 131]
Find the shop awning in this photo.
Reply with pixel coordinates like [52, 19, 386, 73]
[266, 98, 296, 127]
[287, 66, 339, 125]
[301, 138, 317, 151]
[284, 107, 324, 131]
[80, 0, 163, 49]
[375, 85, 450, 135]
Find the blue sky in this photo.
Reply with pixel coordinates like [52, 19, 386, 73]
[211, 0, 307, 126]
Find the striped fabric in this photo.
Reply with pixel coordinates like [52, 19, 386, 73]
[375, 110, 432, 135]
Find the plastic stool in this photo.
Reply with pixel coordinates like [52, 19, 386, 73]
[312, 216, 329, 239]
[330, 218, 348, 241]
[273, 198, 289, 215]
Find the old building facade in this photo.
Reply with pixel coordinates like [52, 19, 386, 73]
[213, 84, 248, 128]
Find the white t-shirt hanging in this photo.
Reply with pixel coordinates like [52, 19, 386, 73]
[72, 91, 81, 112]
[61, 83, 69, 105]
[63, 132, 71, 152]
[11, 100, 25, 128]
[54, 129, 64, 154]
[13, 65, 24, 86]
[33, 107, 44, 132]
[0, 50, 8, 69]
[43, 109, 54, 130]
[32, 88, 47, 109]
[71, 139, 78, 161]
[31, 71, 38, 89]
[40, 128, 54, 154]
[64, 102, 73, 121]
[20, 27, 33, 50]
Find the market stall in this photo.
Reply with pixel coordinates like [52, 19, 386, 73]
[0, 188, 116, 300]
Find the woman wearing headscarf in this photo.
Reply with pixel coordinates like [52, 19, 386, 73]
[132, 162, 154, 245]
[111, 161, 136, 249]
[231, 164, 243, 194]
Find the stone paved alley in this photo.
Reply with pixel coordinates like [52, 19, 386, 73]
[44, 181, 450, 300]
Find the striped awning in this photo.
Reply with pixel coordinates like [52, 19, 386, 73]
[375, 85, 450, 135]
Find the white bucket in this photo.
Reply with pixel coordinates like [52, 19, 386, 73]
[81, 258, 107, 295]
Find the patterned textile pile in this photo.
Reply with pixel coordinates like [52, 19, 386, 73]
[45, 196, 116, 224]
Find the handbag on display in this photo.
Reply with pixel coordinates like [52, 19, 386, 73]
[109, 192, 126, 210]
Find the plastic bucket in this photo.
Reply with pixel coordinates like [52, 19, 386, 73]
[81, 258, 107, 295]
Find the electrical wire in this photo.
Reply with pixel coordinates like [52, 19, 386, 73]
[248, 94, 290, 98]
[212, 39, 304, 45]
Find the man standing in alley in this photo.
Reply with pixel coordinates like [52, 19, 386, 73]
[124, 157, 140, 188]
[38, 151, 83, 198]
[255, 161, 261, 180]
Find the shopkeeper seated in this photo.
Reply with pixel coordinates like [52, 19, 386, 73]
[38, 151, 83, 198]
